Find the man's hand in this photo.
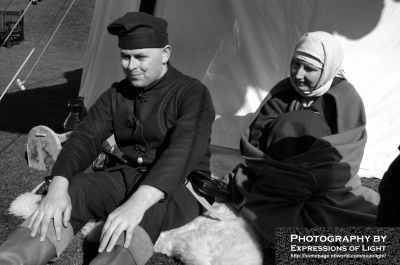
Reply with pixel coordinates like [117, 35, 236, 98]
[98, 185, 164, 253]
[28, 176, 71, 242]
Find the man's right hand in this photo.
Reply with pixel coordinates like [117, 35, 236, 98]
[28, 176, 72, 242]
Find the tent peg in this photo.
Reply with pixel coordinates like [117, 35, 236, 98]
[16, 79, 26, 90]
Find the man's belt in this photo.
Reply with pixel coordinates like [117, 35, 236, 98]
[93, 145, 229, 221]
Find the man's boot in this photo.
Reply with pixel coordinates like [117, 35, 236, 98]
[0, 217, 74, 265]
[0, 227, 56, 265]
[89, 226, 154, 265]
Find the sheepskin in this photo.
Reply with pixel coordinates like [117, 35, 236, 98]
[8, 182, 44, 219]
[8, 182, 99, 237]
[9, 184, 263, 265]
[154, 202, 263, 265]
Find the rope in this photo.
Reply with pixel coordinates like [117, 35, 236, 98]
[23, 0, 75, 83]
[0, 1, 32, 49]
[0, 48, 34, 102]
[0, 0, 15, 17]
[0, 0, 76, 102]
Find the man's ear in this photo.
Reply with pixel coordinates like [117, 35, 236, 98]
[162, 45, 172, 64]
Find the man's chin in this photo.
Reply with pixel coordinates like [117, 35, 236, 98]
[128, 80, 147, 89]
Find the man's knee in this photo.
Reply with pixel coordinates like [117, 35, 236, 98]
[0, 217, 74, 265]
[116, 226, 154, 265]
[19, 217, 74, 258]
[0, 226, 56, 265]
[90, 226, 154, 265]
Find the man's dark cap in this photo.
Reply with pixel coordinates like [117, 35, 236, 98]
[107, 12, 168, 49]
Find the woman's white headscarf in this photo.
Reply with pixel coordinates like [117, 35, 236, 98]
[290, 31, 345, 97]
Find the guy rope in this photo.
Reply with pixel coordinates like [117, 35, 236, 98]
[0, 0, 76, 102]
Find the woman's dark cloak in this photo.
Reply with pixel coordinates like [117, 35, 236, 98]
[232, 78, 380, 248]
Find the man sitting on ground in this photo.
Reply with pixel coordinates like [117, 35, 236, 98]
[0, 12, 215, 265]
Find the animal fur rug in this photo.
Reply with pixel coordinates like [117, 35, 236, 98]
[9, 182, 263, 265]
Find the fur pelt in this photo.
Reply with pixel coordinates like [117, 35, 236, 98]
[9, 183, 263, 265]
[154, 202, 263, 265]
[8, 182, 98, 237]
[8, 182, 44, 219]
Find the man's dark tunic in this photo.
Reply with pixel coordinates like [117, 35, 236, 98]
[50, 65, 215, 242]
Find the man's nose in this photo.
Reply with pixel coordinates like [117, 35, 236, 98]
[128, 58, 138, 70]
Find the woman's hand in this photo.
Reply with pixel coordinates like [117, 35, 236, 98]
[28, 176, 71, 242]
[98, 185, 164, 253]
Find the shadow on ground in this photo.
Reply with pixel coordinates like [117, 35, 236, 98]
[0, 69, 82, 134]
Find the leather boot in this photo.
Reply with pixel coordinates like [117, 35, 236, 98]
[0, 226, 56, 265]
[90, 245, 136, 265]
[19, 215, 74, 259]
[89, 226, 154, 265]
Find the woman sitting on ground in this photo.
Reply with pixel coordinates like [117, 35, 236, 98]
[230, 31, 380, 248]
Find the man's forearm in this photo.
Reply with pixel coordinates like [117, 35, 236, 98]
[48, 176, 69, 192]
[125, 185, 165, 212]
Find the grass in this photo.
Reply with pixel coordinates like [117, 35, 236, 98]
[0, 1, 381, 264]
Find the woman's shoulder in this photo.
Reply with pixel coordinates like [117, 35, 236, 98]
[327, 77, 361, 102]
[267, 77, 297, 100]
[325, 77, 366, 132]
[270, 77, 293, 94]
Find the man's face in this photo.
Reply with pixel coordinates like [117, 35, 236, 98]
[121, 47, 169, 88]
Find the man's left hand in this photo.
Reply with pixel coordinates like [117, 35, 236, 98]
[98, 200, 144, 252]
[98, 185, 164, 252]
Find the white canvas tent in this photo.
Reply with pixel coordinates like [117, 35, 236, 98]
[79, 0, 400, 178]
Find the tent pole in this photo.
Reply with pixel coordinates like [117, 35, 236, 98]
[139, 0, 157, 15]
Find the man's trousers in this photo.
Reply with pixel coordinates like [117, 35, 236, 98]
[68, 168, 204, 243]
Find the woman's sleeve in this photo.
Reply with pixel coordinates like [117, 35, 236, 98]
[248, 91, 292, 150]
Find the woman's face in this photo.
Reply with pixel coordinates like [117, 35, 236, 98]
[291, 58, 322, 92]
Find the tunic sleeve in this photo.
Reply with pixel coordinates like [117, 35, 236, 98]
[249, 91, 294, 151]
[140, 83, 215, 199]
[51, 89, 114, 182]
